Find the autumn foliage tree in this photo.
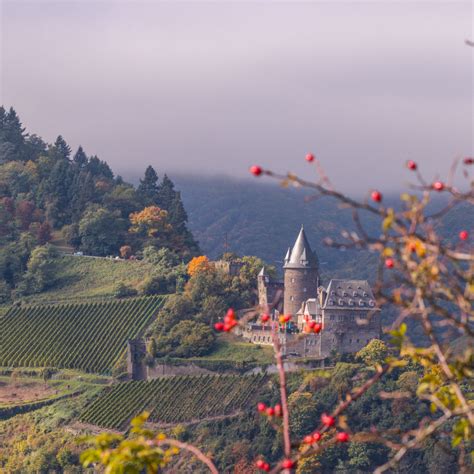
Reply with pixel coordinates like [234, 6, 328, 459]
[120, 245, 132, 259]
[129, 206, 172, 238]
[187, 255, 211, 276]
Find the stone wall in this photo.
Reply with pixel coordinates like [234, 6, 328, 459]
[147, 363, 216, 378]
[283, 268, 319, 315]
[322, 309, 381, 354]
[127, 339, 148, 381]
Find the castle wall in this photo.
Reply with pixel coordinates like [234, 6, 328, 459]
[258, 277, 284, 310]
[283, 268, 319, 316]
[322, 309, 381, 354]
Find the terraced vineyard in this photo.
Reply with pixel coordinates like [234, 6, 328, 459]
[80, 374, 266, 429]
[0, 297, 165, 374]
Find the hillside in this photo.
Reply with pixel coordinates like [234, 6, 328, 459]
[0, 297, 165, 374]
[173, 175, 379, 281]
[20, 255, 156, 304]
[171, 175, 473, 282]
[80, 374, 266, 430]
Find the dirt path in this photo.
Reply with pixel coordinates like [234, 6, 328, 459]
[0, 380, 58, 405]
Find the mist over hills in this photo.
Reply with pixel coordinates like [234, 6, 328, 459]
[128, 173, 471, 284]
[128, 173, 379, 281]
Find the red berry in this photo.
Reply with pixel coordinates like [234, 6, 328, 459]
[224, 309, 236, 325]
[432, 181, 444, 191]
[312, 432, 322, 442]
[385, 258, 394, 269]
[463, 157, 474, 165]
[274, 403, 282, 416]
[336, 432, 350, 443]
[459, 230, 469, 240]
[257, 402, 266, 413]
[305, 153, 315, 162]
[282, 459, 296, 469]
[263, 463, 270, 472]
[283, 314, 291, 323]
[313, 323, 322, 334]
[214, 322, 224, 331]
[371, 190, 382, 203]
[321, 413, 335, 427]
[266, 407, 275, 416]
[261, 314, 270, 323]
[250, 165, 263, 176]
[303, 435, 313, 445]
[256, 459, 265, 469]
[407, 160, 417, 170]
[308, 320, 316, 328]
[223, 323, 233, 332]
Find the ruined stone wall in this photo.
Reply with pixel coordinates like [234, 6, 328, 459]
[127, 339, 148, 381]
[258, 277, 284, 311]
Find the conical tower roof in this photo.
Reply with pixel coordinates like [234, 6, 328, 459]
[283, 226, 319, 269]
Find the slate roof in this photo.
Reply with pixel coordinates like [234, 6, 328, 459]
[322, 279, 379, 311]
[284, 226, 319, 269]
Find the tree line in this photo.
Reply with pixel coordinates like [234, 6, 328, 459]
[0, 106, 199, 301]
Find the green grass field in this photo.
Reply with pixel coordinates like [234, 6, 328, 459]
[21, 255, 155, 304]
[203, 335, 274, 364]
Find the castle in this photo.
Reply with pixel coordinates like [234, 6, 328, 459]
[242, 226, 381, 359]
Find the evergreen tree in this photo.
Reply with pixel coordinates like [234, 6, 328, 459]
[73, 145, 88, 168]
[44, 159, 75, 227]
[69, 171, 96, 221]
[51, 135, 72, 161]
[156, 174, 175, 210]
[86, 155, 114, 179]
[0, 107, 27, 162]
[137, 165, 159, 205]
[24, 134, 47, 161]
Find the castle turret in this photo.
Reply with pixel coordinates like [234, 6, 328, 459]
[283, 226, 320, 316]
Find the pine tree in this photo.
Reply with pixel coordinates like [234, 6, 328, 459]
[86, 155, 114, 179]
[156, 174, 176, 210]
[73, 145, 88, 168]
[0, 107, 27, 162]
[52, 135, 72, 161]
[137, 166, 159, 206]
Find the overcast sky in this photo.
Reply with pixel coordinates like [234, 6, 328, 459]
[0, 1, 472, 193]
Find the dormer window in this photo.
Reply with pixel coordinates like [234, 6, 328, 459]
[338, 299, 344, 306]
[359, 300, 364, 307]
[369, 300, 375, 307]
[363, 291, 368, 297]
[328, 299, 334, 305]
[342, 291, 347, 297]
[330, 291, 335, 296]
[353, 291, 357, 297]
[348, 299, 354, 306]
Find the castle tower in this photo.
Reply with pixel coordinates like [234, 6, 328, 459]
[257, 267, 270, 307]
[283, 226, 320, 316]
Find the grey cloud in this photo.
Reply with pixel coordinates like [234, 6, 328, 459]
[0, 1, 472, 193]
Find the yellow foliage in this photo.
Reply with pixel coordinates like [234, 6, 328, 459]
[129, 206, 172, 237]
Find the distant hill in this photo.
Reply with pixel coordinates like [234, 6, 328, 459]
[167, 175, 472, 284]
[171, 175, 379, 282]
